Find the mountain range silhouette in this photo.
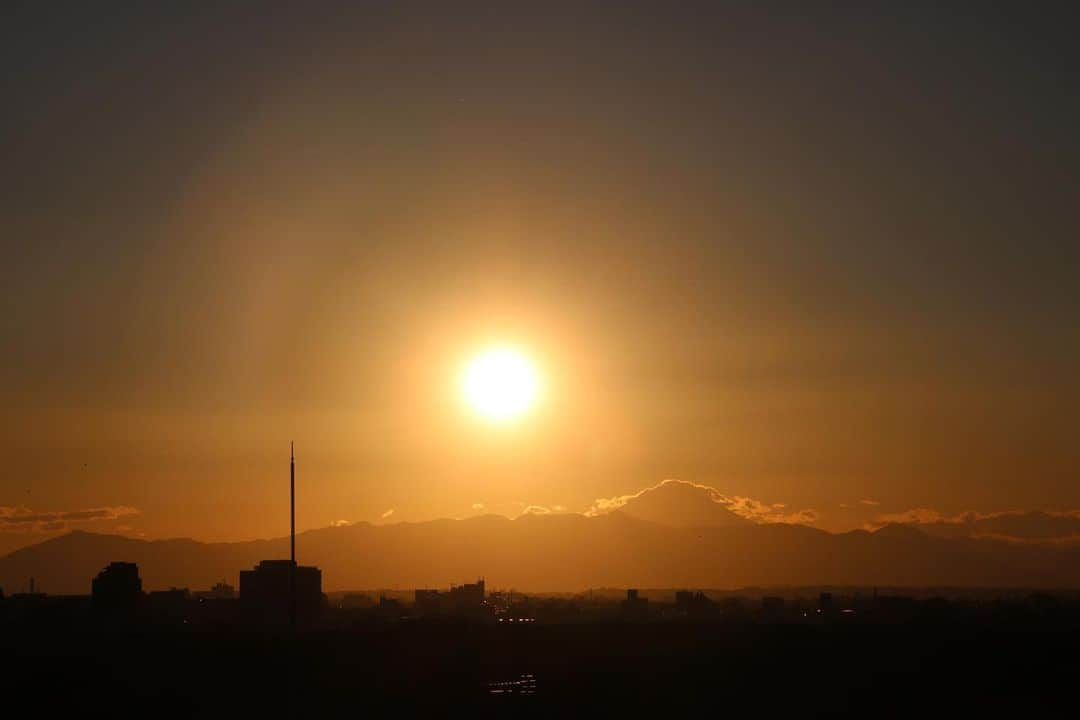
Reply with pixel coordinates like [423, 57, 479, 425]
[4, 480, 1080, 593]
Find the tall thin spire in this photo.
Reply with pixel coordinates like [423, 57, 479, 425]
[290, 442, 295, 566]
[290, 442, 296, 630]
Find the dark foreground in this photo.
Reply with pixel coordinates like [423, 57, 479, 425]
[2, 619, 1077, 717]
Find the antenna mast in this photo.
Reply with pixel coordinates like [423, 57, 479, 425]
[290, 442, 296, 630]
[290, 442, 295, 566]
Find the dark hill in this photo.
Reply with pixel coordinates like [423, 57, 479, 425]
[3, 513, 1080, 594]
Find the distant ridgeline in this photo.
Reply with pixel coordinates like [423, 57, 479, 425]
[2, 511, 1080, 596]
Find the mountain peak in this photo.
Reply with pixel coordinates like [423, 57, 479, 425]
[872, 523, 928, 541]
[613, 480, 752, 528]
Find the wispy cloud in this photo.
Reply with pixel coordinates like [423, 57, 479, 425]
[0, 505, 140, 533]
[330, 519, 352, 527]
[873, 508, 1080, 526]
[471, 503, 485, 511]
[519, 505, 552, 516]
[380, 508, 395, 519]
[584, 479, 818, 525]
[865, 507, 1080, 544]
[859, 499, 881, 506]
[868, 507, 949, 526]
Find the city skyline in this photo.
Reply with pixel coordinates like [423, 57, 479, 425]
[3, 4, 1079, 714]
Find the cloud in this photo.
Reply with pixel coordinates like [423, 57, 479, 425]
[330, 519, 352, 527]
[516, 504, 571, 517]
[380, 508, 395, 519]
[725, 495, 819, 525]
[859, 499, 881, 506]
[868, 507, 1080, 528]
[869, 507, 949, 526]
[584, 479, 818, 525]
[471, 503, 485, 510]
[0, 505, 140, 533]
[865, 507, 1080, 543]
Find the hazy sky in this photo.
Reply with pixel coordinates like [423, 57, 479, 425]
[2, 2, 1078, 553]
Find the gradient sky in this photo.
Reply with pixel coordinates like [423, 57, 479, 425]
[2, 2, 1078, 554]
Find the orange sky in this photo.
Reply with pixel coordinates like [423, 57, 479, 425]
[2, 4, 1078, 555]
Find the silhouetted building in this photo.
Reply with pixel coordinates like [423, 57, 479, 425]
[10, 577, 47, 603]
[92, 562, 142, 617]
[376, 596, 403, 621]
[621, 588, 649, 619]
[339, 592, 372, 609]
[147, 587, 191, 622]
[7, 590, 48, 611]
[448, 579, 485, 608]
[193, 582, 235, 600]
[415, 588, 441, 614]
[673, 589, 712, 616]
[209, 582, 235, 599]
[240, 560, 323, 626]
[149, 587, 190, 601]
[413, 580, 486, 616]
[237, 445, 324, 627]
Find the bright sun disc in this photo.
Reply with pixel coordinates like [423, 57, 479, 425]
[462, 347, 541, 422]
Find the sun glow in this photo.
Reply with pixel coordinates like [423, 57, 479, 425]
[461, 347, 541, 422]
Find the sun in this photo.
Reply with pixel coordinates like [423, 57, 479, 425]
[461, 346, 541, 422]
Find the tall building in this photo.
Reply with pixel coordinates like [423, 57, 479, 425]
[92, 562, 142, 616]
[240, 445, 324, 626]
[240, 560, 322, 626]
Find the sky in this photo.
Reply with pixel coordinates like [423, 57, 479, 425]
[2, 2, 1078, 554]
